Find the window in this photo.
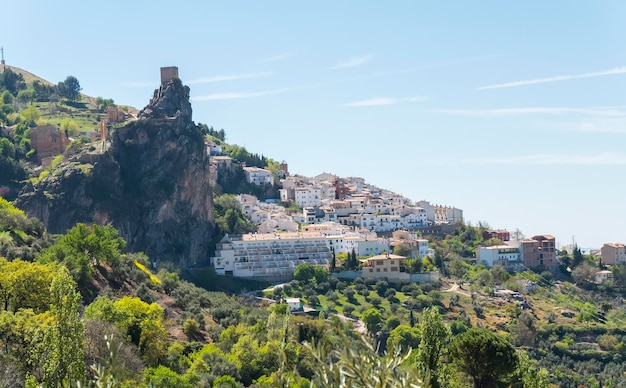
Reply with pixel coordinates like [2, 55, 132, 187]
[376, 268, 380, 272]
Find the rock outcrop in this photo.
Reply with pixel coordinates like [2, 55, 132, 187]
[16, 77, 214, 267]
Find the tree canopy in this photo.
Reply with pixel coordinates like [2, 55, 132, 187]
[448, 327, 518, 388]
[57, 75, 82, 101]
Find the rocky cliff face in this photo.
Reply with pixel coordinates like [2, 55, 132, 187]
[16, 78, 214, 267]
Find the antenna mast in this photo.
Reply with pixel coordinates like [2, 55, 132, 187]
[1, 47, 4, 65]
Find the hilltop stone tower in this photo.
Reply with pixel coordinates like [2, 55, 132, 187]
[160, 66, 178, 84]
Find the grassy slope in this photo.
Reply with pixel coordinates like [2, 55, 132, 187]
[1, 64, 54, 86]
[2, 64, 140, 134]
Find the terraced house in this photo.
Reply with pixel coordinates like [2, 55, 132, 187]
[211, 231, 331, 280]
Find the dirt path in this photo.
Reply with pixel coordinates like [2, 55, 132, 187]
[442, 282, 472, 298]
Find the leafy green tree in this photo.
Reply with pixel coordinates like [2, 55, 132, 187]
[417, 307, 450, 388]
[362, 307, 383, 333]
[572, 244, 584, 268]
[387, 324, 421, 351]
[386, 316, 401, 331]
[405, 257, 423, 273]
[213, 375, 238, 388]
[32, 80, 55, 101]
[38, 223, 125, 287]
[572, 261, 597, 289]
[447, 258, 470, 279]
[183, 317, 201, 340]
[42, 268, 86, 386]
[95, 96, 115, 112]
[60, 118, 80, 137]
[0, 258, 57, 312]
[86, 295, 168, 366]
[16, 88, 36, 103]
[347, 248, 358, 270]
[448, 327, 518, 388]
[213, 194, 255, 235]
[612, 264, 626, 289]
[0, 68, 25, 95]
[20, 104, 40, 126]
[294, 263, 316, 282]
[393, 243, 412, 257]
[303, 332, 421, 388]
[144, 365, 191, 388]
[513, 350, 549, 388]
[1, 90, 13, 104]
[57, 75, 82, 101]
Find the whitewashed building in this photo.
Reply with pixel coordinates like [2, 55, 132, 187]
[243, 166, 274, 186]
[476, 245, 521, 267]
[211, 232, 332, 279]
[295, 186, 322, 208]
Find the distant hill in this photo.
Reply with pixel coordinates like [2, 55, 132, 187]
[0, 63, 54, 86]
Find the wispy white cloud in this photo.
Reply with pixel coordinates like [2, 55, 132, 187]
[476, 66, 626, 90]
[434, 106, 626, 117]
[345, 96, 429, 107]
[259, 52, 297, 63]
[187, 71, 274, 85]
[192, 88, 290, 101]
[346, 97, 397, 107]
[572, 117, 626, 133]
[332, 54, 373, 69]
[408, 96, 429, 103]
[464, 152, 626, 166]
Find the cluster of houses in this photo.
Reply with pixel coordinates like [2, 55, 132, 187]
[477, 230, 626, 284]
[594, 243, 626, 283]
[210, 169, 460, 281]
[476, 230, 558, 272]
[206, 144, 625, 285]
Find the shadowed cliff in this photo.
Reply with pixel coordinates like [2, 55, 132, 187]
[16, 77, 214, 267]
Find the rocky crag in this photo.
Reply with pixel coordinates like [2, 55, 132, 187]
[16, 77, 214, 267]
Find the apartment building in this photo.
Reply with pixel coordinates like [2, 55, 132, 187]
[601, 243, 626, 265]
[211, 231, 331, 279]
[507, 234, 558, 271]
[294, 186, 322, 207]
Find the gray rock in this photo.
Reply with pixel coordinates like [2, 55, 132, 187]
[16, 78, 214, 267]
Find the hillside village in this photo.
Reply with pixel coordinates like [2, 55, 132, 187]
[4, 64, 625, 285]
[5, 64, 626, 387]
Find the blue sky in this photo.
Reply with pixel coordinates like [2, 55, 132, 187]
[4, 1, 626, 249]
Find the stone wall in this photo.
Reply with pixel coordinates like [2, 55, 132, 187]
[30, 125, 69, 163]
[160, 66, 179, 84]
[106, 106, 128, 123]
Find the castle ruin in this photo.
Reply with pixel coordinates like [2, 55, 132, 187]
[30, 125, 69, 165]
[160, 66, 179, 84]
